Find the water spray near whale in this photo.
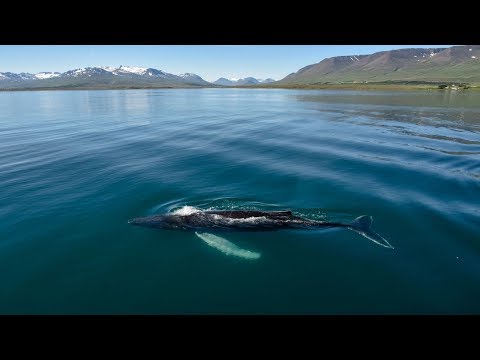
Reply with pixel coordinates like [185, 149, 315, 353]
[128, 206, 393, 260]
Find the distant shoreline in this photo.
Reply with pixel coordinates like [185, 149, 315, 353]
[251, 83, 480, 91]
[1, 84, 479, 92]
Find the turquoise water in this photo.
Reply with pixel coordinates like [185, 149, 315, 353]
[0, 88, 479, 314]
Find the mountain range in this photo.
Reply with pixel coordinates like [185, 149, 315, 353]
[0, 66, 213, 89]
[276, 45, 480, 85]
[0, 66, 274, 90]
[1, 45, 479, 90]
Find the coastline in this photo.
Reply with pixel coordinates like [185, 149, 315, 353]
[250, 83, 480, 91]
[1, 84, 479, 92]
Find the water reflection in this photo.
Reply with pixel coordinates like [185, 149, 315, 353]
[296, 91, 479, 137]
[295, 90, 480, 126]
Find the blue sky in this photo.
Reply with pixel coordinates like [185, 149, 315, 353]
[0, 45, 450, 82]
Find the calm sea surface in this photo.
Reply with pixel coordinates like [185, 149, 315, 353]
[0, 88, 479, 314]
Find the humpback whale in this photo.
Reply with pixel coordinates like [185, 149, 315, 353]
[128, 208, 393, 259]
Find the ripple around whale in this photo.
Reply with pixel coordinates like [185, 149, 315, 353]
[1, 88, 479, 314]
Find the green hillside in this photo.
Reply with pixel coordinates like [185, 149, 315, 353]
[277, 46, 480, 86]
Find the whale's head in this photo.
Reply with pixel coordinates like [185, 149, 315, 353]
[128, 214, 184, 230]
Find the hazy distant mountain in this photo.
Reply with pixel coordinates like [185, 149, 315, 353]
[0, 66, 212, 89]
[259, 78, 275, 84]
[277, 45, 480, 85]
[236, 77, 259, 86]
[213, 78, 235, 86]
[213, 77, 275, 86]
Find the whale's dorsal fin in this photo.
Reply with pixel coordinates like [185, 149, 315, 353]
[195, 232, 261, 260]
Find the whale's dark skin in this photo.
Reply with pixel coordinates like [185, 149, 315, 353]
[128, 210, 349, 231]
[128, 209, 393, 248]
[129, 210, 348, 231]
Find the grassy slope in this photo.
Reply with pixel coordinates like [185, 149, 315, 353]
[277, 45, 480, 86]
[277, 60, 480, 86]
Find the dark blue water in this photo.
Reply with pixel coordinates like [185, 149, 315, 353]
[1, 88, 479, 314]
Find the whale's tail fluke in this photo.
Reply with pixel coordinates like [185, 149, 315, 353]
[348, 215, 393, 249]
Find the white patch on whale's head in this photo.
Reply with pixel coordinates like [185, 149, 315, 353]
[172, 206, 202, 216]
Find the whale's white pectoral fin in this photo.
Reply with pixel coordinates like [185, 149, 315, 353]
[195, 232, 261, 260]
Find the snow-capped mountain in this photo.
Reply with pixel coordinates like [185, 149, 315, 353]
[59, 66, 192, 80]
[35, 72, 61, 79]
[0, 66, 212, 89]
[98, 66, 180, 79]
[0, 66, 274, 89]
[103, 66, 148, 75]
[213, 77, 275, 86]
[0, 72, 36, 81]
[62, 67, 112, 78]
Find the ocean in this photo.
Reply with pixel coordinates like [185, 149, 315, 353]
[0, 88, 479, 314]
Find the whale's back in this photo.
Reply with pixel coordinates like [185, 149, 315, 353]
[204, 210, 295, 220]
